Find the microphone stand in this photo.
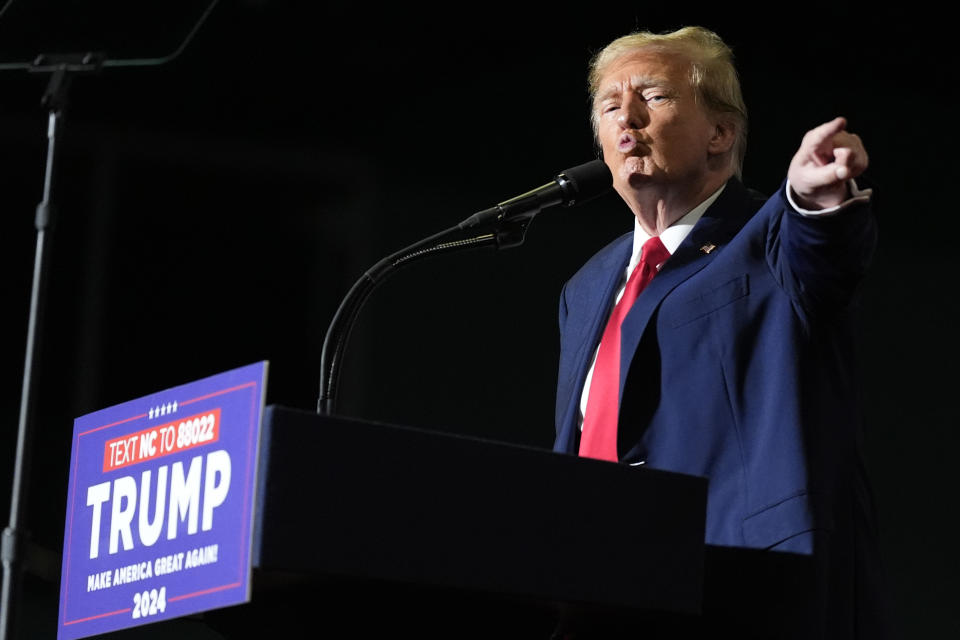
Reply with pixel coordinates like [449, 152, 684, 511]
[316, 158, 611, 417]
[0, 3, 220, 638]
[316, 214, 535, 417]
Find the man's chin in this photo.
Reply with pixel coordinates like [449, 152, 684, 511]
[618, 157, 652, 182]
[624, 170, 653, 189]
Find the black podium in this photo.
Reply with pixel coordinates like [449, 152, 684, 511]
[225, 405, 707, 637]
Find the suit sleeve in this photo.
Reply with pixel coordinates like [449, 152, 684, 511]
[765, 180, 877, 321]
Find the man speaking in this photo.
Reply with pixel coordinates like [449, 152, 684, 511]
[553, 27, 884, 638]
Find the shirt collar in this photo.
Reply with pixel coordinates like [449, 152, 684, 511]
[627, 183, 726, 275]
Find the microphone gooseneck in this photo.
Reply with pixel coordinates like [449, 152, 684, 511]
[317, 160, 612, 416]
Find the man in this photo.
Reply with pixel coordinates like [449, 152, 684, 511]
[553, 27, 883, 637]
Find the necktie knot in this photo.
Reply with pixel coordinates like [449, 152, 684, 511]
[619, 235, 670, 310]
[641, 235, 670, 274]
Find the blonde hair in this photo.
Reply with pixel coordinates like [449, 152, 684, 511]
[588, 26, 748, 177]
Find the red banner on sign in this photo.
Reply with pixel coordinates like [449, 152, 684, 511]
[101, 409, 221, 472]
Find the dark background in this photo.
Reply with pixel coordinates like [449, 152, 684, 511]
[1, 1, 956, 637]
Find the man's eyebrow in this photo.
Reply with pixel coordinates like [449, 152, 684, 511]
[594, 74, 671, 104]
[628, 74, 670, 90]
[594, 87, 620, 104]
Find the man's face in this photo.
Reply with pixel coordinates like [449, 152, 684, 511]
[594, 48, 719, 202]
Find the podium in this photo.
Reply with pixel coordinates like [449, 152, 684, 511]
[234, 405, 707, 636]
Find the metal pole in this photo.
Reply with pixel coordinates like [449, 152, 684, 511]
[1, 107, 61, 640]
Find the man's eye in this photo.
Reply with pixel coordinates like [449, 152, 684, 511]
[646, 94, 668, 103]
[602, 104, 619, 114]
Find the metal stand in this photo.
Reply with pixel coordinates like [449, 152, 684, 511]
[316, 158, 610, 416]
[0, 3, 221, 638]
[316, 208, 546, 417]
[0, 62, 74, 640]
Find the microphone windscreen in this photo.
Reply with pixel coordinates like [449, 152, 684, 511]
[558, 159, 612, 204]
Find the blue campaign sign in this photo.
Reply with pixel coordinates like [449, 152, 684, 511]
[57, 362, 268, 639]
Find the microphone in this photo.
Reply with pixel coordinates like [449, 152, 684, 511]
[458, 159, 612, 229]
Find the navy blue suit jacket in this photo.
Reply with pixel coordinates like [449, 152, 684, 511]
[554, 178, 878, 555]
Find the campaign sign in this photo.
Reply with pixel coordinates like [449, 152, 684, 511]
[57, 362, 268, 639]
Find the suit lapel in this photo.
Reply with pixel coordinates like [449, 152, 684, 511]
[570, 239, 631, 378]
[556, 234, 631, 453]
[617, 179, 755, 399]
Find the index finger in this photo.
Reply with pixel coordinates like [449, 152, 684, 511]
[804, 116, 848, 147]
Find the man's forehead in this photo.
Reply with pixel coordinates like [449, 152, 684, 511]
[595, 50, 691, 98]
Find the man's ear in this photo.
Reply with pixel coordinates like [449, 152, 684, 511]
[708, 118, 736, 156]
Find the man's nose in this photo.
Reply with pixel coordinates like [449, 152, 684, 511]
[617, 93, 647, 129]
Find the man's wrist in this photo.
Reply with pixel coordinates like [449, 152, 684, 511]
[786, 179, 873, 217]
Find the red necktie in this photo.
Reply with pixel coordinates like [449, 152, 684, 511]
[579, 236, 670, 461]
